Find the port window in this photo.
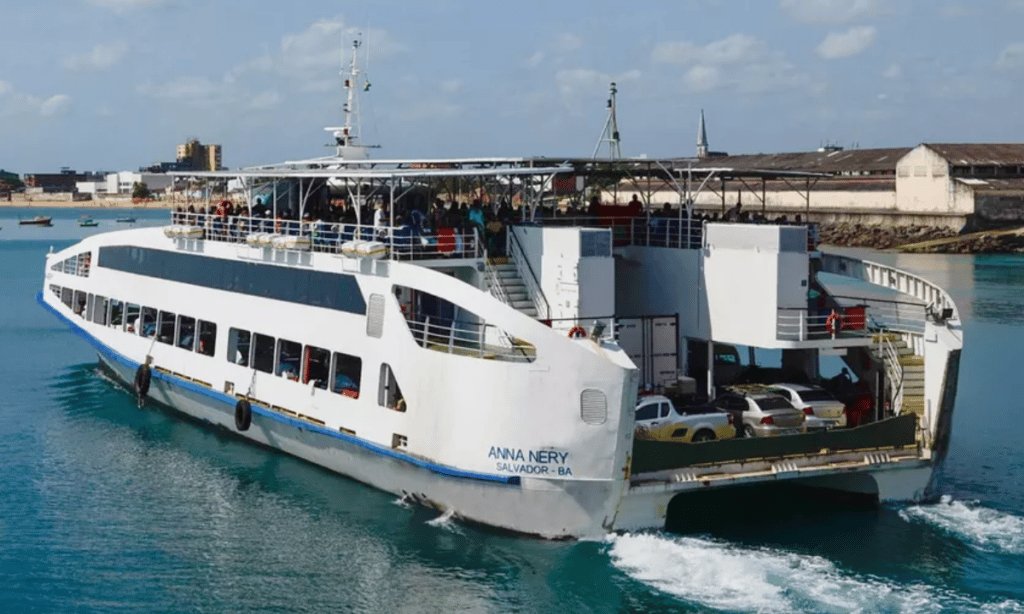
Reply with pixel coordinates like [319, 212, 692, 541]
[228, 328, 251, 366]
[303, 345, 331, 389]
[252, 333, 275, 373]
[197, 321, 216, 356]
[157, 311, 176, 344]
[73, 290, 87, 317]
[89, 295, 109, 325]
[60, 287, 73, 308]
[140, 307, 157, 338]
[276, 339, 302, 380]
[659, 402, 671, 419]
[377, 363, 405, 411]
[124, 303, 141, 333]
[177, 316, 196, 351]
[332, 352, 362, 399]
[109, 300, 124, 329]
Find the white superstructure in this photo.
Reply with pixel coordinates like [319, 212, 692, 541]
[41, 157, 963, 537]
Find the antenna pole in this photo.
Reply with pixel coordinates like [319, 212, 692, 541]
[592, 82, 622, 160]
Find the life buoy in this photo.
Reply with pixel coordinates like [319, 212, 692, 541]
[234, 399, 252, 432]
[567, 325, 587, 339]
[133, 364, 151, 404]
[826, 309, 843, 335]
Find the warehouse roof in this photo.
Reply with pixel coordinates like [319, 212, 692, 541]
[691, 147, 911, 174]
[924, 143, 1024, 166]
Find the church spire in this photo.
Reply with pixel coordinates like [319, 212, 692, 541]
[696, 109, 708, 159]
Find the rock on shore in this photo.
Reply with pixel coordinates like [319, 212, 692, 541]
[817, 222, 1024, 253]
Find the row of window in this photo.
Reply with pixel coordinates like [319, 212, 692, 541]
[50, 284, 407, 413]
[54, 285, 217, 356]
[51, 251, 91, 277]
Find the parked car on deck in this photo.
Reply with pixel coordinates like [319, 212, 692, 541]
[634, 395, 736, 443]
[769, 383, 847, 430]
[714, 387, 807, 438]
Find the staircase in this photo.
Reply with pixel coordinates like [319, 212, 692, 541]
[486, 258, 539, 318]
[872, 332, 925, 418]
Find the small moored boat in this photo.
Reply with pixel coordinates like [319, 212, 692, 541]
[19, 216, 53, 226]
[116, 216, 137, 224]
[79, 216, 99, 228]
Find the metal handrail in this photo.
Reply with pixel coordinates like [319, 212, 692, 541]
[508, 227, 550, 320]
[168, 211, 481, 261]
[405, 317, 535, 363]
[880, 333, 905, 416]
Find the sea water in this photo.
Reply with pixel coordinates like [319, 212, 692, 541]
[1, 208, 1022, 612]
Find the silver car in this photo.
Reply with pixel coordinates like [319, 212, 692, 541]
[769, 383, 847, 430]
[714, 391, 807, 438]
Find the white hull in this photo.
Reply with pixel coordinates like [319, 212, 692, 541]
[95, 349, 622, 539]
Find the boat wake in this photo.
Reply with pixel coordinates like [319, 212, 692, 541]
[606, 533, 1022, 613]
[899, 495, 1024, 555]
[426, 508, 461, 533]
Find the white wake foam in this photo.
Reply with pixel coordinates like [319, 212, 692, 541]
[607, 533, 1022, 613]
[900, 495, 1024, 555]
[426, 508, 461, 533]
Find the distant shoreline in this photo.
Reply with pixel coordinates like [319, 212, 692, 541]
[0, 200, 176, 210]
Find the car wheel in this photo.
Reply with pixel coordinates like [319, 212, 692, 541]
[692, 430, 716, 442]
[743, 425, 756, 438]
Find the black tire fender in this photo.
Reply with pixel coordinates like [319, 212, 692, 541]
[234, 399, 252, 432]
[133, 364, 151, 400]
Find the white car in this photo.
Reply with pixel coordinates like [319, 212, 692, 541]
[634, 395, 736, 443]
[769, 383, 847, 430]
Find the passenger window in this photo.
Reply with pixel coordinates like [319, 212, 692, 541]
[197, 321, 216, 357]
[659, 402, 670, 418]
[252, 333, 275, 373]
[635, 403, 658, 421]
[332, 352, 362, 399]
[378, 363, 405, 411]
[73, 290, 87, 317]
[277, 339, 302, 380]
[157, 311, 176, 344]
[109, 300, 124, 329]
[303, 346, 331, 389]
[60, 287, 73, 308]
[177, 316, 196, 350]
[140, 307, 157, 337]
[125, 303, 141, 333]
[91, 295, 109, 325]
[228, 328, 251, 366]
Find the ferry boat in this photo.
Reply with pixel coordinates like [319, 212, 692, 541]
[37, 44, 963, 539]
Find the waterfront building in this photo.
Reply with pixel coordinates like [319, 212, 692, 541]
[176, 139, 222, 172]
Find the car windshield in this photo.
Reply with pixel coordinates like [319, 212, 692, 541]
[756, 396, 794, 411]
[797, 390, 836, 402]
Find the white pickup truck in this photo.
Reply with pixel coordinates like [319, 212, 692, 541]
[634, 394, 736, 443]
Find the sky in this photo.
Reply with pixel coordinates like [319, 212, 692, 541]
[2, 0, 1024, 173]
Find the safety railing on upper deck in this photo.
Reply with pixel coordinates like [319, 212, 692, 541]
[167, 211, 482, 261]
[538, 216, 706, 249]
[776, 307, 874, 341]
[405, 317, 536, 363]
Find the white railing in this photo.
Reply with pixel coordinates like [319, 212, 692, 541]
[880, 334, 905, 416]
[484, 260, 510, 304]
[168, 211, 482, 260]
[405, 317, 535, 363]
[776, 308, 873, 341]
[538, 216, 705, 249]
[820, 253, 959, 323]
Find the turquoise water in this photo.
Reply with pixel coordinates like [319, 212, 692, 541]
[2, 208, 1022, 612]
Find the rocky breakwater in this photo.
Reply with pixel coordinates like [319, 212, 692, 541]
[818, 222, 1024, 253]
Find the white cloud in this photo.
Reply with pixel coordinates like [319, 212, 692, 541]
[248, 91, 282, 111]
[86, 0, 168, 12]
[440, 79, 462, 94]
[0, 80, 11, 96]
[816, 26, 877, 60]
[653, 34, 809, 94]
[39, 94, 72, 116]
[997, 42, 1024, 70]
[138, 76, 231, 107]
[64, 42, 129, 71]
[779, 0, 884, 24]
[525, 51, 545, 68]
[882, 63, 902, 79]
[555, 33, 583, 52]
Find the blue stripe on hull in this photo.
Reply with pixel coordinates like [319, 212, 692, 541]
[37, 291, 519, 486]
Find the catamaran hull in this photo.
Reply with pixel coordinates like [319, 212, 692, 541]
[97, 353, 623, 539]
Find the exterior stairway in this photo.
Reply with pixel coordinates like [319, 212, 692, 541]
[873, 332, 925, 417]
[487, 258, 538, 318]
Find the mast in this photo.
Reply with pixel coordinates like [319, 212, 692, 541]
[325, 34, 374, 160]
[592, 82, 622, 160]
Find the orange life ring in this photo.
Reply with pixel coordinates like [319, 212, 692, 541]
[826, 309, 843, 334]
[567, 325, 587, 339]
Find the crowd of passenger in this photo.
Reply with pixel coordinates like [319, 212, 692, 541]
[170, 192, 816, 257]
